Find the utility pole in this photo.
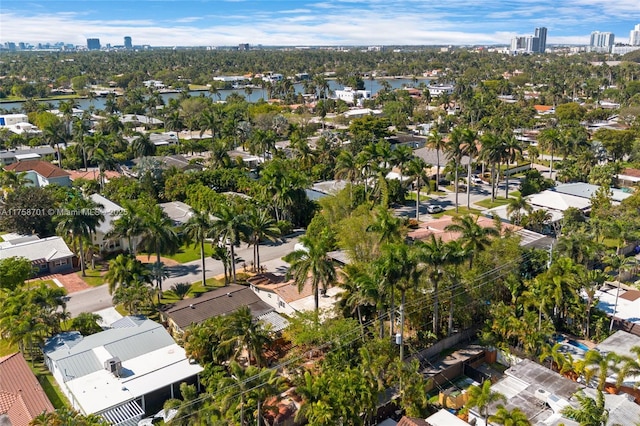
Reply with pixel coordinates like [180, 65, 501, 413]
[547, 242, 554, 269]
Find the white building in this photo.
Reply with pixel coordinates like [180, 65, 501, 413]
[630, 23, 640, 46]
[427, 84, 454, 97]
[589, 31, 615, 53]
[43, 316, 203, 425]
[334, 87, 371, 106]
[0, 114, 29, 127]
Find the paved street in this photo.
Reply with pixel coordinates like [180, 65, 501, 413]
[65, 232, 301, 317]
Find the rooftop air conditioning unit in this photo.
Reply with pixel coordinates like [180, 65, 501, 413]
[104, 357, 122, 377]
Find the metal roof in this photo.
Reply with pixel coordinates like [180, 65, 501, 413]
[98, 400, 144, 426]
[257, 311, 289, 333]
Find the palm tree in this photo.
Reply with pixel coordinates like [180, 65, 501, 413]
[464, 380, 506, 426]
[561, 390, 609, 426]
[104, 253, 152, 295]
[183, 209, 215, 286]
[211, 203, 246, 284]
[416, 235, 451, 335]
[445, 214, 499, 268]
[506, 194, 533, 225]
[41, 119, 67, 165]
[501, 133, 523, 199]
[538, 128, 561, 180]
[426, 129, 446, 190]
[489, 406, 531, 426]
[131, 131, 156, 158]
[459, 127, 478, 209]
[106, 200, 145, 255]
[576, 268, 607, 339]
[243, 207, 281, 272]
[138, 205, 180, 299]
[334, 150, 360, 201]
[480, 131, 503, 203]
[283, 233, 336, 317]
[218, 306, 271, 367]
[446, 128, 465, 212]
[403, 157, 430, 221]
[55, 196, 104, 276]
[211, 244, 232, 286]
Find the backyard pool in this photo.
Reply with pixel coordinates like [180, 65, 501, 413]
[554, 335, 589, 352]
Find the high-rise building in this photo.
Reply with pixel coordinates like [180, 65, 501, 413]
[630, 24, 640, 46]
[86, 38, 101, 50]
[124, 36, 132, 49]
[535, 27, 547, 52]
[590, 31, 615, 53]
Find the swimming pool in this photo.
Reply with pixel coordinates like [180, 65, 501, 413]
[554, 335, 589, 351]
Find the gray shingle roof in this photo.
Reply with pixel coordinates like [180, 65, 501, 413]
[0, 236, 74, 262]
[161, 284, 275, 330]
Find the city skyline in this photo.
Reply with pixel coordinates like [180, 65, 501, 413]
[1, 1, 639, 47]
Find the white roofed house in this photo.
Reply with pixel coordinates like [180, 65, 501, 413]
[43, 316, 203, 425]
[0, 234, 74, 275]
[89, 193, 137, 254]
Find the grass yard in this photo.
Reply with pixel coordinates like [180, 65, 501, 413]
[475, 197, 512, 209]
[165, 243, 214, 264]
[77, 267, 105, 287]
[0, 339, 18, 357]
[443, 206, 483, 217]
[29, 360, 69, 409]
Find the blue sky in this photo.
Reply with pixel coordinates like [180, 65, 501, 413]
[1, 1, 639, 47]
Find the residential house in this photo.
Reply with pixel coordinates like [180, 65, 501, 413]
[0, 352, 54, 426]
[90, 193, 134, 253]
[617, 168, 640, 188]
[487, 358, 640, 425]
[0, 146, 56, 166]
[160, 284, 288, 336]
[159, 201, 195, 227]
[43, 316, 203, 425]
[407, 216, 552, 249]
[4, 160, 71, 187]
[0, 114, 41, 136]
[0, 234, 74, 274]
[248, 273, 343, 316]
[426, 84, 454, 97]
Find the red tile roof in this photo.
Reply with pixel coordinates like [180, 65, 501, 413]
[5, 160, 70, 179]
[66, 169, 121, 181]
[533, 105, 554, 112]
[0, 352, 54, 426]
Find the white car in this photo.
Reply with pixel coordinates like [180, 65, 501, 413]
[426, 205, 443, 214]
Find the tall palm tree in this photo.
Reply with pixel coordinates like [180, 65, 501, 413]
[416, 235, 451, 335]
[55, 196, 104, 277]
[104, 253, 152, 294]
[183, 209, 215, 286]
[138, 205, 180, 299]
[334, 150, 360, 201]
[464, 380, 506, 426]
[107, 200, 145, 255]
[445, 214, 499, 268]
[211, 203, 246, 284]
[283, 233, 336, 317]
[219, 306, 271, 367]
[480, 131, 502, 203]
[446, 128, 465, 212]
[391, 145, 413, 183]
[426, 129, 446, 190]
[243, 207, 281, 272]
[131, 131, 156, 158]
[457, 127, 478, 209]
[403, 157, 430, 221]
[501, 133, 523, 199]
[538, 128, 561, 180]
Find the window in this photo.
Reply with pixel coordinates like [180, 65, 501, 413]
[53, 259, 68, 267]
[279, 301, 285, 308]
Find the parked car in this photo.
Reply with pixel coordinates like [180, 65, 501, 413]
[426, 204, 443, 214]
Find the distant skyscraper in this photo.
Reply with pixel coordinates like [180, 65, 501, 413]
[535, 27, 547, 52]
[124, 36, 132, 49]
[630, 24, 640, 46]
[590, 31, 615, 53]
[87, 38, 101, 50]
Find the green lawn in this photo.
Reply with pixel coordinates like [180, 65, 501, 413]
[475, 197, 512, 209]
[0, 339, 18, 357]
[77, 267, 105, 287]
[443, 206, 483, 217]
[26, 279, 59, 290]
[165, 243, 215, 264]
[29, 361, 69, 409]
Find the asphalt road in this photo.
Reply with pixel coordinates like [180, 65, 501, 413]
[65, 232, 302, 317]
